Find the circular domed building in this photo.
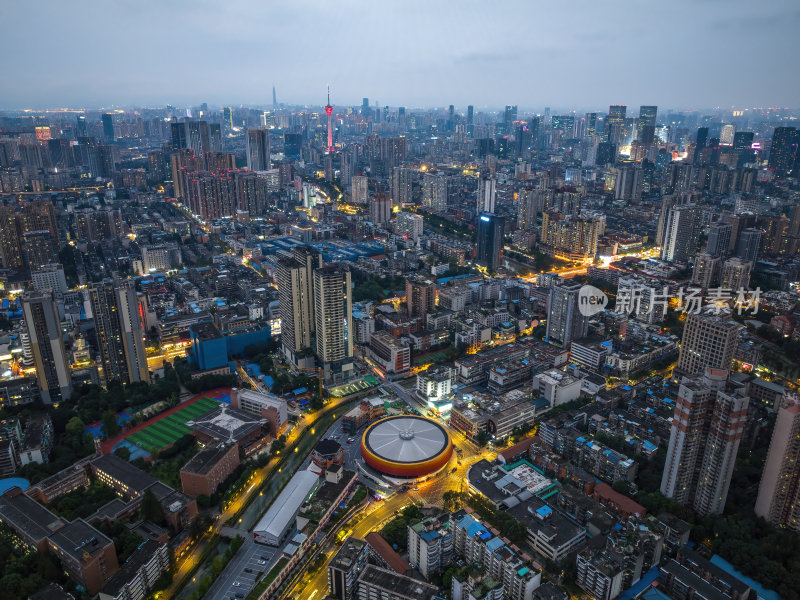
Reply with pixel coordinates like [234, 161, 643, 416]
[360, 416, 452, 478]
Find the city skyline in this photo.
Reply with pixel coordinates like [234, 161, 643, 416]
[2, 0, 799, 110]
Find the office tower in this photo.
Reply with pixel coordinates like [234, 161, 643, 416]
[586, 112, 597, 137]
[467, 105, 474, 135]
[406, 276, 436, 318]
[171, 121, 220, 154]
[351, 175, 368, 205]
[76, 115, 87, 138]
[504, 105, 518, 131]
[660, 204, 702, 262]
[101, 113, 114, 140]
[246, 127, 270, 171]
[223, 106, 233, 129]
[720, 124, 736, 146]
[720, 257, 751, 290]
[272, 86, 277, 107]
[661, 368, 749, 516]
[694, 127, 709, 163]
[515, 123, 532, 158]
[0, 207, 23, 270]
[614, 167, 643, 201]
[22, 291, 72, 404]
[476, 174, 496, 213]
[314, 265, 353, 382]
[476, 213, 505, 273]
[325, 87, 334, 152]
[692, 253, 720, 289]
[391, 167, 413, 207]
[551, 115, 575, 134]
[607, 105, 627, 143]
[88, 279, 149, 386]
[547, 281, 589, 347]
[755, 394, 800, 531]
[732, 131, 755, 167]
[707, 222, 732, 257]
[637, 106, 657, 144]
[676, 307, 740, 377]
[369, 192, 391, 225]
[395, 212, 424, 243]
[422, 172, 447, 210]
[769, 127, 798, 176]
[735, 227, 763, 263]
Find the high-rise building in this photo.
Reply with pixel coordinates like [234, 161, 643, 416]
[769, 127, 798, 177]
[547, 281, 589, 347]
[350, 175, 368, 205]
[0, 206, 23, 270]
[661, 368, 749, 515]
[277, 256, 315, 364]
[223, 106, 233, 129]
[22, 291, 72, 403]
[691, 253, 720, 289]
[540, 212, 601, 260]
[406, 276, 436, 318]
[476, 174, 496, 214]
[606, 105, 627, 143]
[694, 127, 709, 164]
[101, 113, 114, 140]
[395, 212, 424, 244]
[314, 265, 353, 382]
[422, 172, 447, 211]
[733, 131, 755, 167]
[328, 537, 368, 600]
[391, 167, 413, 207]
[720, 124, 736, 146]
[88, 279, 149, 386]
[754, 393, 800, 531]
[614, 167, 643, 201]
[706, 222, 732, 257]
[735, 227, 763, 263]
[476, 213, 505, 272]
[660, 204, 702, 263]
[76, 115, 87, 138]
[246, 127, 270, 171]
[720, 257, 751, 290]
[467, 105, 474, 136]
[31, 263, 69, 296]
[171, 121, 221, 154]
[369, 192, 392, 226]
[675, 307, 740, 377]
[637, 106, 657, 145]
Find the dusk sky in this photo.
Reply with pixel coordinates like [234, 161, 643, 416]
[3, 0, 799, 111]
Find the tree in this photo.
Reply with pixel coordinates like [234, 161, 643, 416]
[140, 489, 164, 525]
[65, 416, 85, 437]
[101, 410, 120, 438]
[475, 430, 489, 447]
[113, 446, 131, 461]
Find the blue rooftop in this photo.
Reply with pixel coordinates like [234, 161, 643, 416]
[710, 556, 780, 600]
[535, 506, 552, 517]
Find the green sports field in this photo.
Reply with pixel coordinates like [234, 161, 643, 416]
[126, 396, 220, 455]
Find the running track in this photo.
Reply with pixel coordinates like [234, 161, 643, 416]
[100, 388, 231, 455]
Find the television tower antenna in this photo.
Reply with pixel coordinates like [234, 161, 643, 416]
[325, 85, 334, 152]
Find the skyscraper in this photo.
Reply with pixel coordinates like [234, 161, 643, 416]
[476, 174, 496, 214]
[769, 127, 798, 177]
[246, 127, 271, 171]
[476, 213, 505, 273]
[277, 253, 317, 365]
[606, 105, 627, 143]
[391, 167, 413, 207]
[171, 121, 221, 154]
[223, 106, 233, 129]
[22, 291, 72, 403]
[691, 253, 720, 289]
[325, 87, 334, 152]
[660, 204, 702, 262]
[406, 276, 436, 318]
[351, 175, 368, 205]
[637, 106, 657, 145]
[76, 115, 87, 138]
[706, 222, 733, 257]
[467, 105, 474, 136]
[661, 368, 749, 516]
[88, 279, 149, 386]
[272, 86, 277, 108]
[314, 265, 353, 382]
[755, 393, 800, 531]
[694, 127, 709, 164]
[720, 124, 736, 146]
[675, 307, 740, 377]
[0, 206, 23, 270]
[546, 280, 589, 347]
[369, 192, 391, 226]
[720, 257, 751, 290]
[614, 167, 643, 202]
[422, 172, 447, 211]
[733, 131, 755, 167]
[735, 227, 763, 263]
[101, 113, 114, 140]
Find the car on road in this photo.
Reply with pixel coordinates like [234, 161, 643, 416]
[244, 568, 253, 573]
[257, 559, 267, 565]
[260, 555, 268, 560]
[232, 582, 241, 587]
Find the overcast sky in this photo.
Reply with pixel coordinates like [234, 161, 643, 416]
[2, 0, 798, 111]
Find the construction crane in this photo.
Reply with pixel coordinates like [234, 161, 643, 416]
[275, 365, 324, 399]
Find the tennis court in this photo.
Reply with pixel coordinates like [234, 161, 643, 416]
[125, 396, 220, 454]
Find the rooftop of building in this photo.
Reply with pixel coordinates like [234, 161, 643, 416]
[357, 564, 437, 599]
[92, 454, 158, 494]
[100, 540, 165, 597]
[190, 320, 223, 341]
[180, 443, 235, 476]
[28, 583, 74, 600]
[313, 438, 343, 456]
[48, 518, 114, 562]
[364, 532, 412, 575]
[329, 537, 367, 572]
[0, 488, 65, 542]
[187, 404, 265, 443]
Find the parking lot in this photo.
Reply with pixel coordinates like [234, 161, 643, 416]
[206, 537, 279, 600]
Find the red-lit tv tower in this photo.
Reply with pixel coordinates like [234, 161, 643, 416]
[325, 85, 334, 152]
